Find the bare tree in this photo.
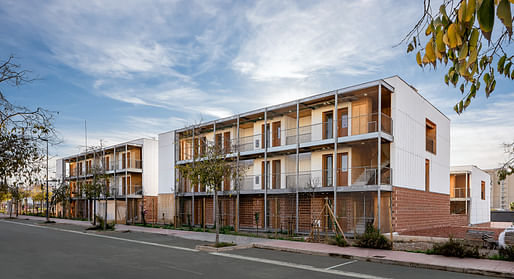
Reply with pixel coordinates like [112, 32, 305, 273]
[178, 141, 245, 246]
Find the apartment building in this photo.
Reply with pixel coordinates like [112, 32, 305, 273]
[450, 165, 491, 225]
[486, 168, 514, 211]
[56, 138, 158, 223]
[159, 76, 451, 235]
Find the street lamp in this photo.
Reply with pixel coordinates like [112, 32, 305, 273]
[41, 138, 49, 222]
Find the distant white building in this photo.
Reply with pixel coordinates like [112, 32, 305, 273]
[450, 165, 491, 225]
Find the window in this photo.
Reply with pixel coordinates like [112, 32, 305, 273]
[323, 154, 333, 187]
[481, 181, 485, 200]
[426, 119, 436, 154]
[425, 159, 430, 191]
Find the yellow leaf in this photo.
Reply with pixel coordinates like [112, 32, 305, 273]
[425, 39, 436, 63]
[436, 30, 446, 52]
[458, 1, 467, 22]
[459, 42, 469, 61]
[448, 24, 458, 48]
[465, 0, 476, 22]
[443, 32, 450, 47]
[416, 51, 422, 66]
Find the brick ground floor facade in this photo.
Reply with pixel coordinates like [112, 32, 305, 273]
[176, 187, 465, 235]
[64, 196, 159, 224]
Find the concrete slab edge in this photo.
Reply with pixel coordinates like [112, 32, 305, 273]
[252, 243, 513, 278]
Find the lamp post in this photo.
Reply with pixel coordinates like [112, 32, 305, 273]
[41, 138, 49, 222]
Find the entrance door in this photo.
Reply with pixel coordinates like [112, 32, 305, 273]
[338, 108, 348, 137]
[322, 154, 333, 187]
[272, 160, 281, 189]
[337, 152, 349, 186]
[272, 121, 281, 147]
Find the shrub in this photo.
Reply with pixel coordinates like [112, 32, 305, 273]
[430, 238, 480, 258]
[335, 234, 349, 247]
[498, 245, 514, 261]
[355, 224, 392, 250]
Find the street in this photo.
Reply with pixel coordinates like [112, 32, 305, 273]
[0, 218, 496, 279]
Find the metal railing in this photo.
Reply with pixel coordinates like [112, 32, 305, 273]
[178, 113, 393, 157]
[109, 159, 142, 170]
[452, 188, 469, 198]
[177, 166, 392, 193]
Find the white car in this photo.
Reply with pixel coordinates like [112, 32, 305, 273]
[498, 226, 514, 248]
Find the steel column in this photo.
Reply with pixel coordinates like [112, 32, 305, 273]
[377, 83, 382, 230]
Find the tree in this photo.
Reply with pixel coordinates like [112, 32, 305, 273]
[80, 145, 110, 228]
[0, 56, 57, 212]
[403, 0, 513, 114]
[52, 181, 70, 218]
[498, 141, 514, 180]
[177, 141, 245, 246]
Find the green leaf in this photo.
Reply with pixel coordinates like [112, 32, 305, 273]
[469, 28, 480, 48]
[504, 62, 512, 77]
[453, 104, 459, 113]
[497, 0, 512, 37]
[440, 4, 447, 17]
[445, 74, 449, 85]
[484, 72, 491, 83]
[436, 30, 446, 52]
[477, 0, 495, 41]
[460, 83, 465, 93]
[498, 55, 507, 74]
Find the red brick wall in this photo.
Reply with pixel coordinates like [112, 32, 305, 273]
[392, 187, 451, 232]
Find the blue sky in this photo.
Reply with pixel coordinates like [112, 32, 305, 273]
[0, 0, 513, 174]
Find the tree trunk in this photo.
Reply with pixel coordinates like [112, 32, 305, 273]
[93, 198, 97, 226]
[215, 190, 219, 245]
[103, 196, 107, 230]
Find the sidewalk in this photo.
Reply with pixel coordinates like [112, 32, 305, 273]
[7, 215, 514, 278]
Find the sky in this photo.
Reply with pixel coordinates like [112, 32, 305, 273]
[0, 0, 513, 176]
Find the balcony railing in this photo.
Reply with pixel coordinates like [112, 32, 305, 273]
[177, 166, 392, 193]
[108, 159, 142, 171]
[452, 188, 469, 199]
[178, 113, 393, 158]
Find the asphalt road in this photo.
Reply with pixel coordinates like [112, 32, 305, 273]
[0, 218, 496, 279]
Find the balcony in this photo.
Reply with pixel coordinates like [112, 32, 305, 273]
[108, 159, 142, 171]
[451, 187, 470, 199]
[178, 166, 392, 194]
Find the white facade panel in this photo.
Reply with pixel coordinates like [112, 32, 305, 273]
[158, 131, 175, 194]
[142, 138, 159, 196]
[386, 76, 450, 194]
[451, 165, 491, 224]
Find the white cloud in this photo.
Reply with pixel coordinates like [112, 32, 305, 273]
[232, 0, 416, 81]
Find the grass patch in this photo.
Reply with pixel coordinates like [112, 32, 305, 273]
[214, 242, 236, 248]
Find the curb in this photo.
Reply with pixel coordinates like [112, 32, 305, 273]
[253, 243, 513, 278]
[196, 244, 253, 252]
